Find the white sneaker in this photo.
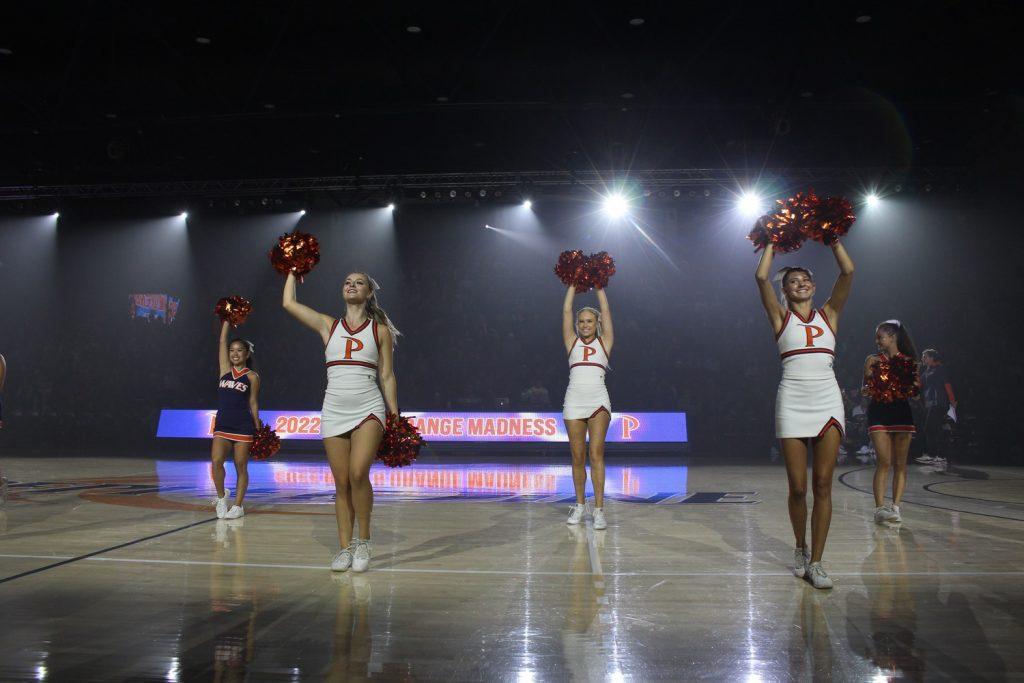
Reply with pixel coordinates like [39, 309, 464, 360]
[873, 506, 890, 524]
[331, 544, 354, 572]
[566, 503, 585, 525]
[592, 507, 607, 530]
[889, 504, 902, 523]
[224, 505, 244, 519]
[793, 547, 810, 578]
[915, 455, 935, 464]
[807, 562, 833, 589]
[352, 539, 372, 573]
[214, 489, 230, 519]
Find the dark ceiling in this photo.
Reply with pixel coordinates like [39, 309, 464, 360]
[0, 1, 1019, 186]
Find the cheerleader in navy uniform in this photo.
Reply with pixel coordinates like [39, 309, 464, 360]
[562, 284, 614, 530]
[755, 241, 854, 589]
[283, 270, 400, 573]
[211, 320, 261, 519]
[864, 320, 920, 525]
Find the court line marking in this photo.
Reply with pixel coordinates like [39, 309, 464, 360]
[837, 467, 1024, 522]
[0, 517, 217, 585]
[2, 553, 1022, 578]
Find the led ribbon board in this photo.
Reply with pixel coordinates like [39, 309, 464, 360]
[157, 410, 687, 443]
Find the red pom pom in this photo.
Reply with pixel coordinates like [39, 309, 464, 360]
[585, 251, 616, 290]
[269, 231, 321, 281]
[555, 250, 589, 292]
[214, 296, 252, 327]
[803, 195, 856, 245]
[866, 355, 920, 403]
[747, 191, 818, 253]
[376, 413, 426, 468]
[250, 422, 281, 461]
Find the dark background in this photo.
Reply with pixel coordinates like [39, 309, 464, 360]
[1, 2, 1021, 460]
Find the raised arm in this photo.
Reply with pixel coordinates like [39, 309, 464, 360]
[562, 285, 577, 353]
[377, 326, 399, 415]
[282, 272, 334, 344]
[822, 241, 855, 326]
[596, 287, 614, 354]
[218, 320, 231, 377]
[248, 372, 261, 429]
[754, 245, 786, 334]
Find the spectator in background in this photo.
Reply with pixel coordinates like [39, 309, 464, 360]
[916, 348, 957, 466]
[520, 377, 552, 410]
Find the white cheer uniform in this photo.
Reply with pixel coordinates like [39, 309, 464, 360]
[321, 318, 386, 438]
[775, 308, 845, 439]
[563, 336, 612, 421]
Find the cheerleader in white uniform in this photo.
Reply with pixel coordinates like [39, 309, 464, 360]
[283, 270, 400, 573]
[562, 284, 614, 530]
[755, 240, 854, 589]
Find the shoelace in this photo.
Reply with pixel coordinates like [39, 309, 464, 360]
[354, 540, 371, 559]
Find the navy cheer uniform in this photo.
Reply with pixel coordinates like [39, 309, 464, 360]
[213, 367, 255, 442]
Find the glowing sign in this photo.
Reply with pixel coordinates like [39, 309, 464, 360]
[156, 410, 687, 443]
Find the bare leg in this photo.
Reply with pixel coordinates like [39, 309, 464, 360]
[348, 421, 384, 541]
[586, 411, 611, 509]
[870, 431, 894, 507]
[781, 438, 809, 550]
[232, 441, 251, 506]
[809, 427, 840, 563]
[891, 433, 913, 505]
[565, 419, 589, 505]
[211, 437, 231, 498]
[324, 436, 353, 548]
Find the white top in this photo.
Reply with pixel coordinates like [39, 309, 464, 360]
[325, 318, 380, 391]
[568, 336, 610, 385]
[776, 308, 837, 379]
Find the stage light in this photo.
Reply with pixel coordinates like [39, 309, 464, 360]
[180, 211, 188, 218]
[387, 203, 396, 211]
[299, 209, 306, 215]
[602, 193, 629, 218]
[865, 193, 880, 207]
[523, 199, 533, 209]
[737, 191, 764, 217]
[53, 212, 60, 218]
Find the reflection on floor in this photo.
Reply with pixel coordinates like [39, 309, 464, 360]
[1, 455, 1023, 680]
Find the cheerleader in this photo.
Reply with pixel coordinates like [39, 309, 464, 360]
[283, 271, 400, 573]
[864, 320, 919, 524]
[755, 241, 854, 589]
[211, 320, 260, 519]
[562, 285, 614, 530]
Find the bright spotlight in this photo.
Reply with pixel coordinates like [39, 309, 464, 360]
[299, 209, 306, 215]
[737, 191, 763, 217]
[387, 203, 396, 211]
[52, 212, 60, 218]
[865, 193, 880, 207]
[523, 199, 533, 209]
[602, 194, 629, 218]
[180, 211, 188, 218]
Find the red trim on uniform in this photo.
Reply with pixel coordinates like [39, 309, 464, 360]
[816, 417, 844, 439]
[326, 319, 341, 346]
[326, 360, 378, 369]
[355, 413, 385, 432]
[791, 308, 816, 324]
[213, 431, 255, 443]
[868, 425, 916, 433]
[588, 406, 611, 419]
[570, 362, 609, 371]
[780, 348, 836, 359]
[597, 336, 609, 357]
[580, 335, 597, 345]
[342, 318, 371, 335]
[817, 308, 836, 335]
[372, 320, 380, 350]
[230, 367, 250, 380]
[775, 311, 792, 340]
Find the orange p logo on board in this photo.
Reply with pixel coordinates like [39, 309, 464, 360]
[802, 325, 824, 348]
[621, 414, 640, 440]
[582, 346, 596, 362]
[343, 337, 364, 359]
